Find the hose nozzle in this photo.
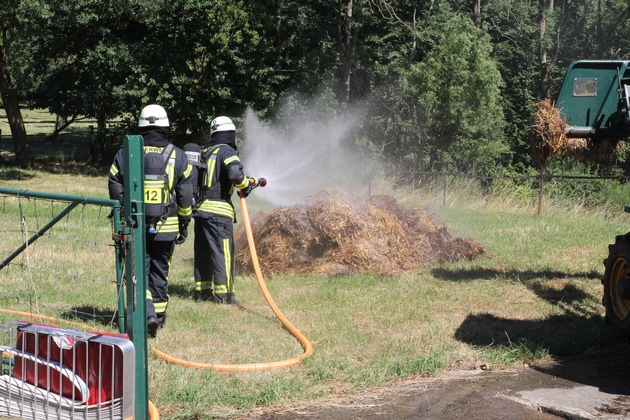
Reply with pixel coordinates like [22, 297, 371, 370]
[249, 177, 267, 188]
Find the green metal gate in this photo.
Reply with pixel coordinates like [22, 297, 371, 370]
[0, 135, 149, 419]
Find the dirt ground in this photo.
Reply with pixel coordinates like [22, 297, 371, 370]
[247, 344, 630, 419]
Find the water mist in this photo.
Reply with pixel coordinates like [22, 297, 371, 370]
[240, 100, 376, 208]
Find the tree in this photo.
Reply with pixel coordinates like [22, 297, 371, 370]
[0, 0, 35, 168]
[409, 13, 509, 174]
[24, 0, 153, 162]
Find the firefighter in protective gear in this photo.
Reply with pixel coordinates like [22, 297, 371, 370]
[108, 104, 193, 337]
[193, 116, 253, 304]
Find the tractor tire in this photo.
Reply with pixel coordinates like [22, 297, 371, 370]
[602, 234, 630, 334]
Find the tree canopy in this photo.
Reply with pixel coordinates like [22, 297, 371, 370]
[2, 0, 629, 173]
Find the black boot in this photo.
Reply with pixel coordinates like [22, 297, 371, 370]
[215, 293, 238, 305]
[147, 316, 159, 338]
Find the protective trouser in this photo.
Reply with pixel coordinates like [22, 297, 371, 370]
[193, 216, 234, 299]
[145, 236, 175, 325]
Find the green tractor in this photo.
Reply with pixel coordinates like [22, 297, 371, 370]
[555, 60, 630, 332]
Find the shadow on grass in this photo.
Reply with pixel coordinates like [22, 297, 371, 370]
[60, 306, 120, 330]
[168, 278, 280, 321]
[431, 266, 601, 283]
[33, 160, 112, 177]
[2, 154, 112, 178]
[432, 266, 602, 314]
[454, 312, 613, 357]
[2, 133, 116, 177]
[0, 168, 36, 181]
[449, 266, 630, 395]
[454, 312, 630, 396]
[168, 282, 194, 300]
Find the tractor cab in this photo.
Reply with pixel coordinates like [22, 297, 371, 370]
[556, 60, 630, 138]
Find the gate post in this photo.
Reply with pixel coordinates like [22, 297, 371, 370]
[123, 134, 149, 419]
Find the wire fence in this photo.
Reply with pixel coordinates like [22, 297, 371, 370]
[0, 191, 124, 328]
[367, 169, 630, 215]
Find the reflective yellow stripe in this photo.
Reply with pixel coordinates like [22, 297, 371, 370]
[154, 302, 168, 313]
[183, 162, 192, 178]
[197, 201, 234, 218]
[195, 281, 212, 292]
[155, 216, 179, 233]
[165, 149, 176, 190]
[224, 156, 240, 165]
[235, 177, 249, 189]
[224, 238, 232, 293]
[178, 205, 192, 217]
[205, 148, 220, 188]
[214, 285, 227, 294]
[146, 290, 153, 300]
[110, 164, 119, 176]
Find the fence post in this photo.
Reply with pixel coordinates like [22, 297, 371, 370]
[123, 134, 149, 420]
[537, 168, 545, 215]
[88, 125, 96, 163]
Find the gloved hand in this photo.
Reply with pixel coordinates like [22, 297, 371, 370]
[175, 220, 189, 245]
[240, 184, 254, 198]
[175, 228, 187, 245]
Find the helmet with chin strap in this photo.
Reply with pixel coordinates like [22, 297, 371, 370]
[210, 116, 235, 136]
[138, 104, 169, 128]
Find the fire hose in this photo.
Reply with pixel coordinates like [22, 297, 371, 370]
[151, 177, 314, 370]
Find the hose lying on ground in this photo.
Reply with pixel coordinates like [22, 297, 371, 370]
[151, 193, 313, 370]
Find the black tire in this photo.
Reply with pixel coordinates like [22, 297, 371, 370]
[603, 234, 630, 334]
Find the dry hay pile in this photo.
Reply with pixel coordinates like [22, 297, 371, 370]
[235, 189, 489, 276]
[528, 98, 570, 166]
[528, 99, 625, 165]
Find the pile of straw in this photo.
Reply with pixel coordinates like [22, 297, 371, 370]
[235, 189, 488, 276]
[528, 99, 625, 165]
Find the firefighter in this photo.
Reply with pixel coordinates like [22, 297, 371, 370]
[108, 104, 193, 338]
[193, 116, 253, 304]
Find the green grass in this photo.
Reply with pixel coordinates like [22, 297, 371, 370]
[2, 168, 629, 418]
[157, 185, 630, 418]
[1, 108, 118, 177]
[2, 110, 630, 418]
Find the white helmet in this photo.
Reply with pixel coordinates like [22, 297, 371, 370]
[210, 116, 235, 136]
[138, 104, 169, 128]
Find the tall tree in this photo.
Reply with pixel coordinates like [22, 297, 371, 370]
[409, 13, 509, 174]
[24, 0, 154, 161]
[0, 0, 34, 168]
[340, 0, 359, 106]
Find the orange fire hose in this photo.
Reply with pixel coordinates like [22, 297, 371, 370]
[151, 192, 313, 370]
[148, 400, 160, 419]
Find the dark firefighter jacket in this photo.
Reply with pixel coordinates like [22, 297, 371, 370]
[194, 131, 249, 221]
[108, 128, 193, 240]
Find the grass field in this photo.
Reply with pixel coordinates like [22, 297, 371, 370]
[2, 111, 630, 418]
[2, 165, 630, 419]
